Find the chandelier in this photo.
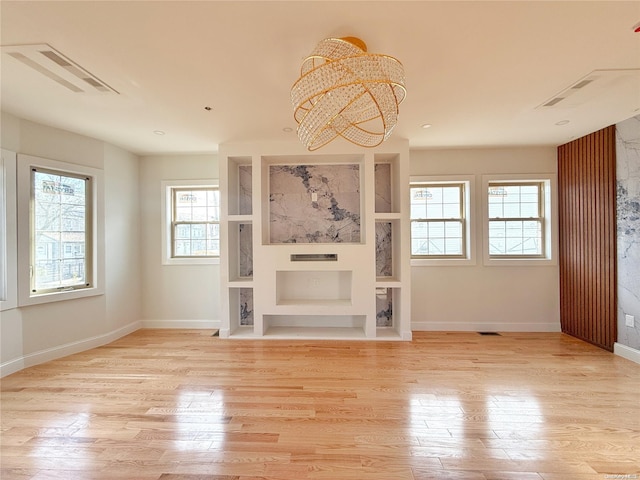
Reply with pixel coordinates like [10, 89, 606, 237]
[291, 37, 406, 151]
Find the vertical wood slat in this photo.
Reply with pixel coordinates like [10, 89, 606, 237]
[557, 126, 617, 351]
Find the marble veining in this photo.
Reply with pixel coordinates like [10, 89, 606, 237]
[616, 114, 640, 350]
[375, 163, 392, 213]
[240, 288, 253, 326]
[238, 165, 252, 215]
[376, 288, 393, 327]
[238, 223, 253, 277]
[269, 164, 361, 244]
[376, 222, 393, 277]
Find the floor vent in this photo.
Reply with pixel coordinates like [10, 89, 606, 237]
[478, 332, 501, 336]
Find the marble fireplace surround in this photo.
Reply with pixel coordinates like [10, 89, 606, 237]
[268, 163, 362, 244]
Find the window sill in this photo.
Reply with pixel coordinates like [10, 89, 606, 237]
[163, 257, 220, 266]
[18, 285, 105, 307]
[411, 257, 476, 267]
[483, 256, 556, 267]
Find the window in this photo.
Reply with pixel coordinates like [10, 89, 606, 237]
[17, 154, 104, 306]
[171, 187, 220, 257]
[162, 180, 220, 265]
[487, 182, 544, 257]
[31, 168, 92, 294]
[410, 183, 465, 257]
[0, 152, 6, 302]
[1, 150, 18, 310]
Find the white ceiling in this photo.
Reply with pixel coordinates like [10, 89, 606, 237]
[1, 1, 639, 155]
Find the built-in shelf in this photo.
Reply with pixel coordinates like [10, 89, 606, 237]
[220, 141, 411, 340]
[275, 299, 352, 307]
[227, 214, 252, 222]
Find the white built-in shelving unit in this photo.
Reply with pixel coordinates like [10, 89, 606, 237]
[220, 140, 411, 340]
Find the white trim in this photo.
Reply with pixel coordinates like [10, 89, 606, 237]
[614, 343, 640, 365]
[141, 319, 221, 329]
[161, 179, 220, 266]
[481, 173, 558, 266]
[0, 321, 141, 378]
[412, 321, 562, 332]
[0, 150, 18, 311]
[410, 174, 476, 266]
[17, 154, 105, 306]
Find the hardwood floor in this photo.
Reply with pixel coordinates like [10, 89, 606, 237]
[1, 330, 639, 480]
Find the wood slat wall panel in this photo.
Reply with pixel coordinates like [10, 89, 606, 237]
[557, 126, 617, 351]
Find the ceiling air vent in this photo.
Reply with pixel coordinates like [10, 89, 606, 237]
[538, 69, 640, 109]
[1, 43, 118, 94]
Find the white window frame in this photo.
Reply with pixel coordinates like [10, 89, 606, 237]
[1, 149, 18, 311]
[410, 175, 476, 266]
[482, 174, 557, 266]
[17, 154, 105, 306]
[161, 179, 220, 265]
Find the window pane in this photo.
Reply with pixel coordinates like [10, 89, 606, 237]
[429, 238, 445, 255]
[428, 221, 445, 238]
[207, 239, 220, 256]
[174, 240, 191, 256]
[32, 170, 87, 291]
[175, 224, 191, 240]
[445, 222, 462, 237]
[490, 219, 542, 256]
[503, 202, 521, 217]
[412, 239, 428, 256]
[411, 183, 465, 257]
[175, 206, 192, 221]
[191, 206, 208, 221]
[488, 203, 503, 218]
[520, 201, 539, 217]
[445, 238, 462, 255]
[171, 187, 220, 258]
[410, 204, 426, 219]
[488, 182, 543, 257]
[442, 203, 460, 218]
[442, 187, 459, 203]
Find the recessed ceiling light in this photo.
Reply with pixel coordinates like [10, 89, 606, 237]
[153, 130, 165, 136]
[555, 120, 570, 126]
[421, 123, 432, 129]
[204, 106, 212, 111]
[283, 127, 293, 133]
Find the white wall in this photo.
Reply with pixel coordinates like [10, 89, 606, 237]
[1, 110, 564, 376]
[0, 113, 141, 376]
[409, 147, 561, 332]
[139, 154, 220, 328]
[104, 143, 142, 332]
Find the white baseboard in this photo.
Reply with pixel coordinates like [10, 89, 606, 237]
[614, 343, 640, 365]
[411, 321, 562, 332]
[141, 319, 221, 329]
[0, 321, 142, 378]
[1, 357, 25, 378]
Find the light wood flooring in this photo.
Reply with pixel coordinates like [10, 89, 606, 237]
[1, 330, 639, 480]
